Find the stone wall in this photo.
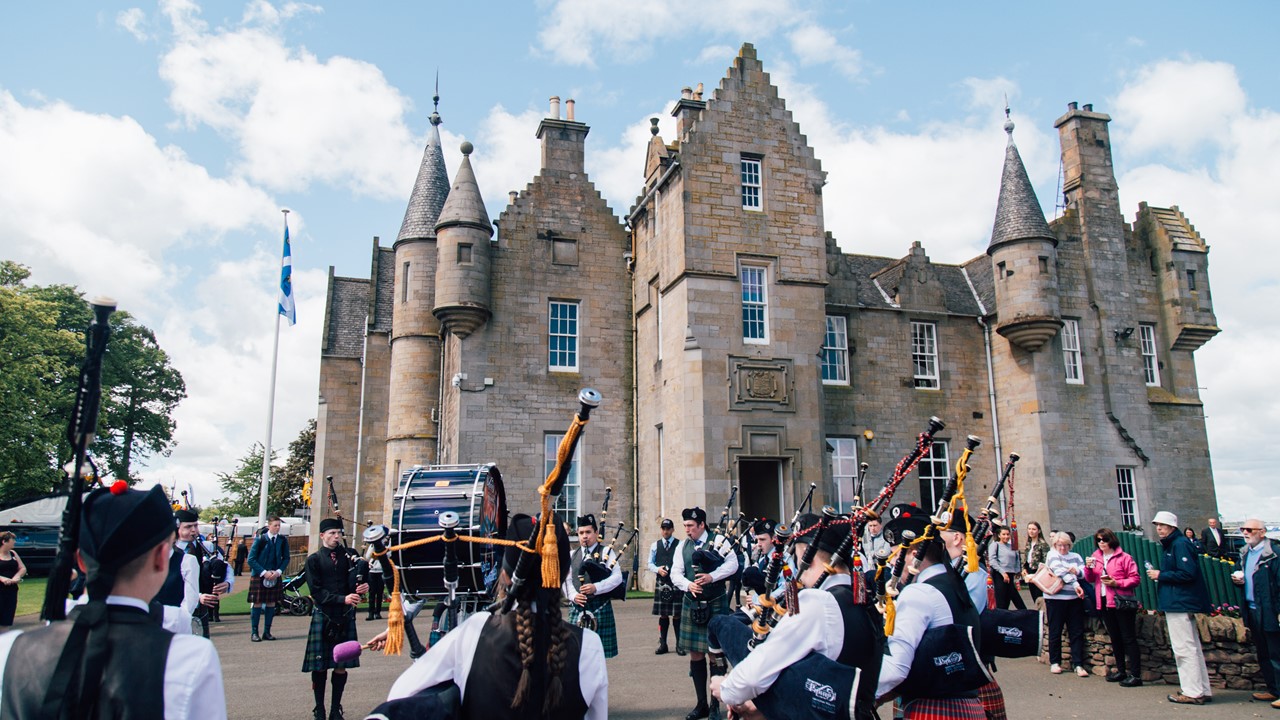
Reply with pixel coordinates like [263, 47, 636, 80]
[1042, 612, 1264, 690]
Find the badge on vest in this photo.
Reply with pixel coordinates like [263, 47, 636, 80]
[804, 677, 837, 714]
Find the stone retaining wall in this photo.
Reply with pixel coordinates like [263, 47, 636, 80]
[1040, 611, 1264, 690]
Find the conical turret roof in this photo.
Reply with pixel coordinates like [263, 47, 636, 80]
[397, 107, 450, 242]
[988, 119, 1055, 253]
[435, 142, 491, 234]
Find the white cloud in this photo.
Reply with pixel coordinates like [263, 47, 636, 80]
[464, 105, 546, 213]
[116, 8, 150, 41]
[0, 90, 279, 314]
[694, 45, 738, 66]
[1112, 59, 1246, 158]
[157, 0, 422, 198]
[787, 25, 863, 81]
[587, 107, 678, 216]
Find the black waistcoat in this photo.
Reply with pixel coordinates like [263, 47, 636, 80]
[653, 538, 677, 586]
[462, 611, 588, 720]
[306, 547, 353, 610]
[1, 604, 170, 720]
[154, 549, 185, 607]
[897, 568, 986, 701]
[826, 584, 885, 720]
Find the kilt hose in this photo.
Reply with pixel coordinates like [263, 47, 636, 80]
[975, 681, 1007, 720]
[677, 592, 731, 654]
[901, 697, 986, 720]
[569, 597, 618, 658]
[302, 604, 360, 672]
[248, 575, 283, 605]
[652, 582, 680, 617]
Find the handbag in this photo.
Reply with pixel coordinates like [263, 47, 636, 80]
[1114, 593, 1142, 611]
[1029, 565, 1063, 595]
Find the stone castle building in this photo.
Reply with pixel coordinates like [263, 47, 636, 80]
[313, 44, 1220, 559]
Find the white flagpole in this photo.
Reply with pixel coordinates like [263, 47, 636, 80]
[258, 209, 289, 524]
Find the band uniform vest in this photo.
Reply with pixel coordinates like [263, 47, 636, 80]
[1, 605, 170, 720]
[653, 538, 677, 587]
[826, 584, 885, 720]
[897, 569, 987, 701]
[154, 549, 186, 607]
[462, 611, 588, 720]
[682, 531, 728, 600]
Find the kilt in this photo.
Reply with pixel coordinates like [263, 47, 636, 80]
[248, 575, 283, 605]
[652, 582, 680, 617]
[901, 697, 986, 720]
[677, 592, 730, 654]
[568, 598, 617, 658]
[302, 605, 359, 672]
[975, 681, 1007, 720]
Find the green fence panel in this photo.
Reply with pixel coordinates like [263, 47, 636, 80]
[1066, 531, 1243, 612]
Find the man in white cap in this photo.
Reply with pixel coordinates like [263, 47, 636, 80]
[1147, 510, 1213, 704]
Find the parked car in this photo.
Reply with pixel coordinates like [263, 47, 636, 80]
[3, 524, 60, 576]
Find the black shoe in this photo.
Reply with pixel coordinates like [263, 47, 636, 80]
[685, 704, 709, 720]
[262, 632, 276, 641]
[251, 632, 261, 642]
[708, 700, 722, 720]
[1120, 675, 1143, 687]
[1105, 670, 1124, 682]
[312, 706, 325, 720]
[366, 615, 375, 621]
[328, 705, 344, 720]
[656, 642, 669, 655]
[676, 646, 687, 657]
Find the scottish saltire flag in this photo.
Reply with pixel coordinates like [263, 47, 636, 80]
[278, 218, 296, 325]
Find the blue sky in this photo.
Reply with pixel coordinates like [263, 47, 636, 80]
[2, 1, 1277, 522]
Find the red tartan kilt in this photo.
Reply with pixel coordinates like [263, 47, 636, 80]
[902, 697, 987, 720]
[976, 681, 1007, 720]
[248, 575, 283, 604]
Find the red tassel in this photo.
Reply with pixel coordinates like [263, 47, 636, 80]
[851, 555, 866, 604]
[986, 573, 996, 610]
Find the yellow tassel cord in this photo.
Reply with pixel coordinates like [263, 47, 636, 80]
[883, 594, 897, 635]
[950, 448, 980, 573]
[371, 534, 536, 655]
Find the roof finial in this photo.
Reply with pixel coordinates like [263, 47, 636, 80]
[1003, 95, 1014, 136]
[430, 70, 442, 126]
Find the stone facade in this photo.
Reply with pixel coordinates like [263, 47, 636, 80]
[314, 45, 1220, 582]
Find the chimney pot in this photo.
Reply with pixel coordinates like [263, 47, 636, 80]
[566, 98, 575, 122]
[681, 86, 692, 100]
[509, 191, 518, 204]
[1068, 101, 1078, 111]
[549, 96, 561, 119]
[1082, 103, 1093, 112]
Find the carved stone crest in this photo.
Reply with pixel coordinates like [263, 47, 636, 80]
[746, 370, 778, 399]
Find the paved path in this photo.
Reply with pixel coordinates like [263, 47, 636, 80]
[12, 600, 1275, 718]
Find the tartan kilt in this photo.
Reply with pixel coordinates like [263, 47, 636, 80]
[677, 592, 730, 654]
[569, 598, 617, 658]
[901, 697, 986, 720]
[975, 681, 1007, 720]
[248, 575, 283, 605]
[652, 582, 680, 617]
[301, 605, 359, 672]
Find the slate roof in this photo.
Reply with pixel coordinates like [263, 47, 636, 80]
[324, 276, 370, 358]
[1145, 205, 1207, 252]
[370, 246, 396, 332]
[833, 249, 989, 316]
[961, 254, 996, 315]
[989, 130, 1055, 252]
[397, 118, 450, 242]
[435, 146, 491, 231]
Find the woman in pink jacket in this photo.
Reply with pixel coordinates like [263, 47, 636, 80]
[1084, 527, 1143, 687]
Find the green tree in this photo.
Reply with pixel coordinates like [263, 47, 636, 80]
[273, 419, 315, 514]
[0, 261, 186, 501]
[211, 442, 278, 518]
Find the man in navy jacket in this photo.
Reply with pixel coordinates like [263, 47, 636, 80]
[1147, 511, 1212, 705]
[1233, 519, 1280, 707]
[248, 517, 291, 641]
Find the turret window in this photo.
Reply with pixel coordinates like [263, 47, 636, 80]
[1062, 318, 1083, 384]
[548, 300, 579, 372]
[741, 155, 762, 211]
[1186, 269, 1197, 291]
[911, 321, 939, 389]
[402, 262, 410, 303]
[458, 244, 473, 264]
[1140, 324, 1160, 386]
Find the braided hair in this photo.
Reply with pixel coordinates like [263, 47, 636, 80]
[504, 514, 575, 716]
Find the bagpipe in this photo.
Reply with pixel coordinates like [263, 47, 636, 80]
[42, 299, 115, 622]
[196, 517, 229, 597]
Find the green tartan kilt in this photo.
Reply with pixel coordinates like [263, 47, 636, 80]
[652, 581, 681, 617]
[568, 597, 617, 658]
[677, 591, 730, 654]
[302, 605, 359, 672]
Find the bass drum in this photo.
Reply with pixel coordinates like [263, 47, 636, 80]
[391, 464, 507, 598]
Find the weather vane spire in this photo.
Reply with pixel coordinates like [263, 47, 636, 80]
[430, 69, 442, 126]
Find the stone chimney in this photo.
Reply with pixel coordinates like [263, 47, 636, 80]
[671, 85, 707, 137]
[537, 95, 589, 175]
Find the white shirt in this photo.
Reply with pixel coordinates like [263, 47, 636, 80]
[719, 574, 857, 706]
[65, 594, 194, 635]
[169, 548, 201, 616]
[876, 564, 956, 699]
[563, 544, 623, 599]
[387, 608, 608, 720]
[0, 596, 227, 720]
[671, 529, 740, 592]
